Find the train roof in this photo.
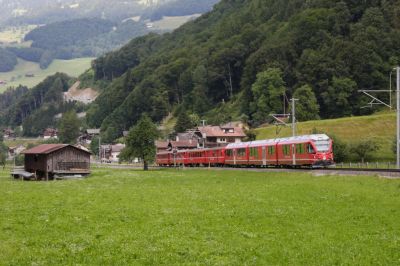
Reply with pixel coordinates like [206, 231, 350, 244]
[225, 134, 330, 149]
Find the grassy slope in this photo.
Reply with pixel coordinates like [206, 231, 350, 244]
[152, 14, 202, 30]
[1, 168, 400, 265]
[255, 112, 396, 161]
[0, 57, 94, 89]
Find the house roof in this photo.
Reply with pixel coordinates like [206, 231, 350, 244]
[22, 144, 91, 155]
[197, 126, 246, 138]
[156, 140, 198, 149]
[86, 129, 100, 134]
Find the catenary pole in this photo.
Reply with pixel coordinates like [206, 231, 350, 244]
[291, 98, 298, 137]
[397, 66, 400, 169]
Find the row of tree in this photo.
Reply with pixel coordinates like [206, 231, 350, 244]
[86, 0, 400, 142]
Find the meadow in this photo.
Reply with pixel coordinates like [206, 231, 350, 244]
[255, 112, 396, 162]
[0, 57, 94, 89]
[1, 167, 399, 265]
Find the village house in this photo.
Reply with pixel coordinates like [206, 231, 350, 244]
[3, 128, 15, 139]
[18, 144, 91, 180]
[194, 123, 246, 148]
[79, 128, 100, 144]
[43, 128, 58, 139]
[100, 143, 125, 163]
[155, 132, 200, 152]
[8, 145, 25, 159]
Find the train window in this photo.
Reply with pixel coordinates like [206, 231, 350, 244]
[226, 149, 233, 157]
[307, 144, 315, 154]
[250, 147, 259, 158]
[238, 148, 246, 156]
[315, 140, 330, 152]
[283, 145, 290, 155]
[296, 144, 304, 154]
[268, 146, 275, 155]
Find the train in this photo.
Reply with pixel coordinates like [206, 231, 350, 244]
[156, 134, 334, 168]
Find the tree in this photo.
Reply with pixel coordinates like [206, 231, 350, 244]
[331, 134, 349, 163]
[90, 136, 100, 156]
[321, 77, 356, 118]
[174, 111, 193, 133]
[58, 110, 80, 144]
[292, 85, 320, 121]
[350, 139, 380, 163]
[251, 68, 286, 124]
[122, 114, 159, 170]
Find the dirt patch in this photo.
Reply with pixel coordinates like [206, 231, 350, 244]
[64, 81, 99, 104]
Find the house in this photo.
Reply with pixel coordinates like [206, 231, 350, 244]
[195, 124, 246, 148]
[100, 144, 125, 162]
[43, 128, 58, 139]
[3, 128, 15, 139]
[155, 132, 200, 152]
[79, 128, 100, 144]
[8, 145, 25, 158]
[155, 139, 198, 152]
[20, 144, 91, 180]
[25, 73, 35, 78]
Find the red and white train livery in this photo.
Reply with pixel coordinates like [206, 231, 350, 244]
[156, 134, 334, 168]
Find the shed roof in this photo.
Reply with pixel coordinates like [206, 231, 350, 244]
[22, 144, 91, 155]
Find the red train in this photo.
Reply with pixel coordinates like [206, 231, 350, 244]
[156, 134, 334, 168]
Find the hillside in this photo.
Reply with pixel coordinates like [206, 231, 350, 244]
[0, 73, 87, 137]
[0, 57, 94, 89]
[255, 112, 396, 162]
[84, 0, 400, 143]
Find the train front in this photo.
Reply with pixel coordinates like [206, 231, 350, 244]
[311, 134, 334, 168]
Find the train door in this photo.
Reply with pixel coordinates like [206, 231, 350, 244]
[292, 144, 296, 165]
[262, 146, 266, 166]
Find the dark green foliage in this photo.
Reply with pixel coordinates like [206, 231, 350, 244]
[0, 86, 28, 114]
[331, 134, 349, 163]
[0, 48, 17, 72]
[90, 136, 100, 156]
[174, 111, 194, 133]
[350, 139, 380, 163]
[121, 114, 159, 170]
[6, 47, 45, 63]
[58, 110, 80, 144]
[245, 129, 257, 141]
[14, 154, 25, 166]
[25, 18, 114, 51]
[0, 73, 75, 137]
[39, 50, 54, 69]
[251, 68, 286, 125]
[292, 85, 320, 121]
[86, 0, 400, 131]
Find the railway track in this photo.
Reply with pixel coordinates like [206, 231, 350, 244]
[210, 167, 400, 178]
[93, 163, 400, 178]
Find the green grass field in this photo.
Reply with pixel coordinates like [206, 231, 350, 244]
[0, 57, 94, 89]
[0, 25, 37, 45]
[1, 168, 400, 265]
[255, 112, 396, 162]
[152, 14, 201, 30]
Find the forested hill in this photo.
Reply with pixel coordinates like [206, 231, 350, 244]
[86, 0, 400, 142]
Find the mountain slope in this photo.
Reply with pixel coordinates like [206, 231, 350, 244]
[83, 0, 399, 142]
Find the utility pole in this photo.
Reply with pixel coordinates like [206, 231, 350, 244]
[291, 98, 298, 137]
[397, 66, 400, 169]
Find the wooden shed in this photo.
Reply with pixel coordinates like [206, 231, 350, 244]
[22, 144, 91, 180]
